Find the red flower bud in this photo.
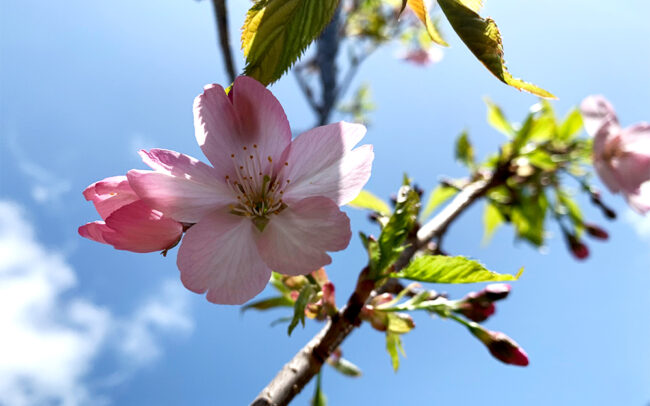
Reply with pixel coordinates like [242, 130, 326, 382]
[458, 301, 495, 322]
[472, 328, 529, 366]
[585, 223, 609, 240]
[565, 233, 589, 260]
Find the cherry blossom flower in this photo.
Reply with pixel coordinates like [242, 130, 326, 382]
[401, 47, 444, 66]
[79, 176, 183, 252]
[581, 95, 650, 213]
[127, 76, 374, 304]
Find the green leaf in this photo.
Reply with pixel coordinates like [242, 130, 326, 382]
[455, 130, 475, 168]
[328, 357, 363, 377]
[393, 255, 522, 283]
[511, 193, 548, 246]
[402, 0, 448, 46]
[287, 284, 315, 335]
[242, 0, 340, 85]
[484, 98, 514, 136]
[242, 296, 294, 312]
[437, 0, 555, 98]
[421, 185, 458, 219]
[385, 332, 405, 372]
[311, 372, 327, 406]
[371, 179, 421, 278]
[386, 312, 415, 334]
[525, 150, 556, 171]
[348, 190, 391, 215]
[558, 108, 584, 140]
[482, 203, 504, 244]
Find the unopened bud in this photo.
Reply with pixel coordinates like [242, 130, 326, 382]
[585, 223, 609, 240]
[472, 327, 529, 366]
[565, 233, 589, 260]
[458, 301, 495, 322]
[482, 283, 511, 301]
[455, 284, 511, 322]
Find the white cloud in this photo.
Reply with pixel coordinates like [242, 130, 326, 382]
[0, 201, 193, 406]
[5, 131, 72, 205]
[624, 209, 650, 239]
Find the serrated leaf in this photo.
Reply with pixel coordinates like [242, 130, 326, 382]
[455, 130, 475, 168]
[482, 203, 504, 244]
[484, 98, 514, 136]
[242, 0, 339, 85]
[393, 255, 522, 283]
[402, 0, 448, 46]
[348, 190, 391, 215]
[242, 296, 294, 313]
[385, 332, 405, 372]
[558, 108, 584, 140]
[437, 0, 555, 98]
[328, 357, 363, 377]
[371, 180, 421, 277]
[287, 284, 315, 335]
[421, 184, 458, 219]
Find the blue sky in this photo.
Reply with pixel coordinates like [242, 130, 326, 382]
[1, 0, 649, 405]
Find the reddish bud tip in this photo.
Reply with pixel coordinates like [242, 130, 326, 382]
[483, 283, 511, 301]
[566, 234, 589, 260]
[585, 223, 609, 240]
[459, 302, 495, 323]
[485, 331, 529, 367]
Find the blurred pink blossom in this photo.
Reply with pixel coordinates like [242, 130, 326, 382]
[79, 176, 183, 252]
[581, 95, 650, 213]
[127, 76, 373, 304]
[401, 47, 443, 66]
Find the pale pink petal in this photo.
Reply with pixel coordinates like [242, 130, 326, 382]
[194, 77, 291, 176]
[621, 123, 650, 155]
[280, 122, 373, 205]
[612, 152, 650, 194]
[580, 95, 620, 136]
[78, 221, 112, 245]
[127, 149, 236, 223]
[626, 182, 650, 214]
[103, 201, 183, 253]
[229, 76, 291, 164]
[193, 83, 243, 176]
[256, 197, 351, 276]
[177, 211, 271, 304]
[593, 160, 621, 193]
[83, 176, 138, 220]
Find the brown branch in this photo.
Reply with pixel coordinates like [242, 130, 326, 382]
[211, 0, 237, 83]
[250, 173, 502, 406]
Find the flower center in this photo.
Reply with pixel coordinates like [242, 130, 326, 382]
[225, 144, 290, 231]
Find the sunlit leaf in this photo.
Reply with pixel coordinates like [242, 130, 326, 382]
[558, 108, 584, 140]
[386, 312, 415, 334]
[242, 0, 339, 85]
[455, 130, 475, 168]
[385, 332, 405, 371]
[437, 0, 555, 98]
[393, 255, 522, 283]
[482, 203, 504, 244]
[311, 372, 327, 406]
[484, 98, 514, 136]
[242, 296, 294, 312]
[328, 357, 363, 377]
[421, 184, 458, 219]
[287, 284, 315, 335]
[401, 0, 448, 46]
[348, 190, 392, 215]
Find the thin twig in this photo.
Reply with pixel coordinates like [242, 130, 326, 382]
[211, 0, 237, 83]
[250, 173, 503, 406]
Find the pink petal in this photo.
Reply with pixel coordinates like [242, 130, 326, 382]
[82, 176, 139, 220]
[193, 77, 291, 176]
[78, 221, 112, 245]
[626, 182, 650, 214]
[103, 201, 183, 253]
[593, 160, 621, 194]
[256, 197, 351, 276]
[621, 123, 650, 155]
[580, 95, 620, 136]
[281, 122, 374, 205]
[177, 211, 271, 304]
[127, 149, 235, 223]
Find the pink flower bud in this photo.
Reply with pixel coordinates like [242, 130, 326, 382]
[584, 223, 609, 240]
[455, 284, 511, 322]
[472, 328, 529, 366]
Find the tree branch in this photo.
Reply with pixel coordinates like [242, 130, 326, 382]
[211, 0, 237, 83]
[250, 173, 501, 406]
